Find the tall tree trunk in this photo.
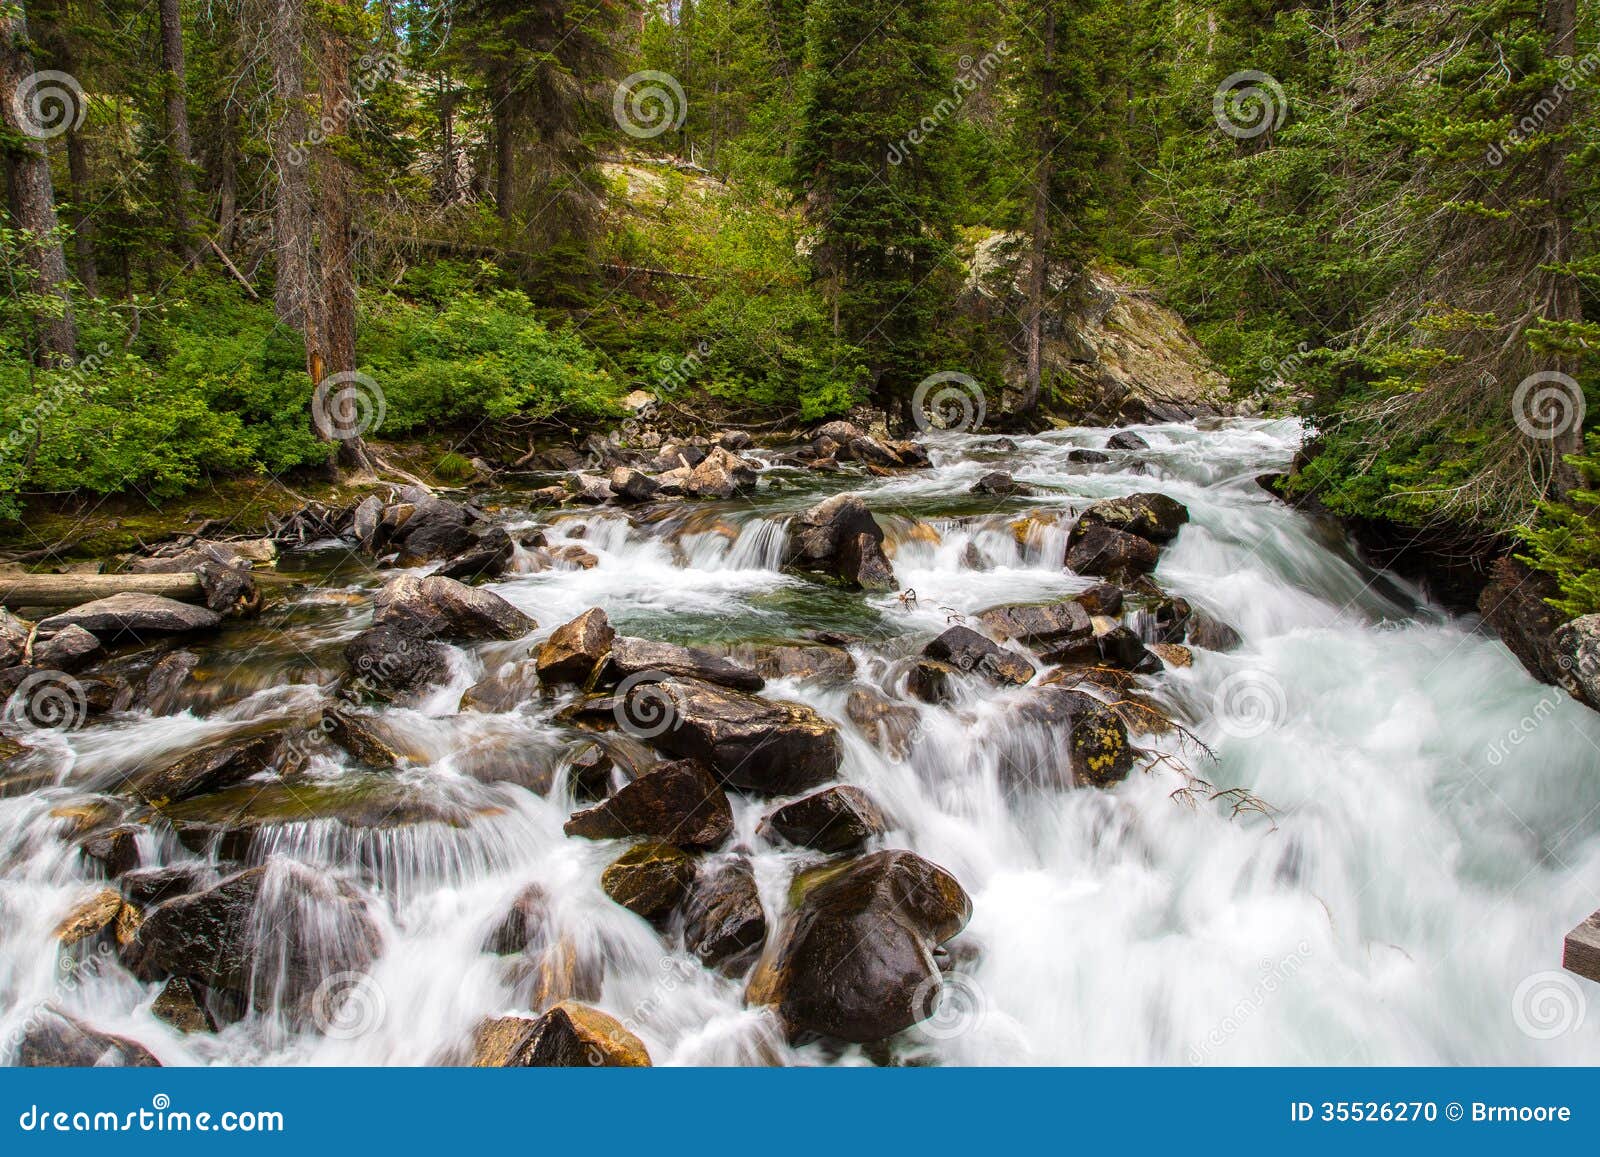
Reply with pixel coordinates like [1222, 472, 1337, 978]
[0, 4, 76, 366]
[1022, 9, 1058, 416]
[262, 0, 314, 331]
[65, 131, 97, 297]
[1540, 0, 1583, 495]
[158, 0, 196, 260]
[493, 81, 516, 221]
[434, 76, 458, 205]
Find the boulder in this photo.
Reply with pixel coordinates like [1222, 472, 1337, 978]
[600, 842, 694, 924]
[786, 494, 897, 591]
[684, 858, 767, 974]
[762, 785, 887, 854]
[1478, 555, 1570, 687]
[1069, 449, 1111, 464]
[473, 1003, 650, 1067]
[344, 624, 452, 699]
[55, 888, 130, 947]
[1186, 609, 1243, 652]
[0, 608, 30, 666]
[608, 467, 660, 504]
[564, 759, 732, 850]
[32, 624, 101, 672]
[741, 644, 856, 683]
[323, 706, 404, 768]
[845, 687, 922, 760]
[971, 471, 1034, 497]
[1106, 431, 1150, 451]
[351, 495, 386, 553]
[682, 447, 759, 499]
[78, 824, 140, 878]
[141, 650, 199, 715]
[1002, 687, 1133, 789]
[124, 728, 302, 806]
[372, 574, 535, 642]
[124, 862, 381, 1010]
[1065, 524, 1161, 579]
[552, 544, 599, 570]
[1554, 614, 1600, 711]
[151, 977, 217, 1034]
[923, 625, 1035, 686]
[747, 850, 970, 1043]
[905, 658, 957, 704]
[631, 679, 843, 796]
[1071, 492, 1189, 544]
[536, 608, 616, 686]
[1077, 583, 1124, 617]
[977, 600, 1093, 652]
[120, 864, 213, 908]
[718, 430, 753, 451]
[433, 527, 515, 581]
[1147, 642, 1193, 668]
[36, 593, 221, 642]
[391, 498, 479, 562]
[603, 635, 763, 693]
[483, 883, 554, 956]
[16, 1010, 161, 1067]
[565, 742, 617, 801]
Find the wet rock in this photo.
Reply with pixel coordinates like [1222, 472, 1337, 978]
[603, 635, 763, 693]
[16, 1010, 161, 1067]
[962, 542, 994, 571]
[1106, 431, 1150, 451]
[433, 526, 515, 581]
[1069, 448, 1111, 464]
[787, 494, 898, 591]
[473, 1002, 650, 1067]
[55, 888, 129, 947]
[460, 660, 547, 713]
[0, 608, 30, 666]
[747, 850, 971, 1043]
[344, 624, 451, 699]
[551, 544, 599, 569]
[79, 673, 135, 716]
[845, 687, 922, 760]
[1553, 614, 1600, 712]
[685, 858, 767, 974]
[1077, 583, 1124, 618]
[32, 624, 101, 672]
[124, 728, 301, 806]
[36, 594, 221, 642]
[483, 883, 555, 955]
[141, 650, 199, 715]
[564, 759, 732, 850]
[1002, 687, 1133, 789]
[740, 644, 857, 683]
[125, 862, 380, 1010]
[762, 785, 887, 855]
[152, 977, 217, 1034]
[1065, 524, 1160, 579]
[1478, 555, 1568, 686]
[633, 678, 844, 796]
[536, 608, 616, 686]
[923, 625, 1035, 686]
[1092, 624, 1160, 674]
[565, 742, 617, 801]
[1147, 642, 1193, 668]
[977, 599, 1093, 652]
[393, 498, 479, 561]
[600, 841, 694, 924]
[905, 658, 956, 704]
[683, 447, 759, 499]
[971, 471, 1034, 497]
[1185, 610, 1243, 652]
[120, 864, 213, 908]
[372, 574, 536, 642]
[608, 467, 660, 504]
[1072, 492, 1189, 544]
[323, 706, 404, 768]
[79, 824, 140, 878]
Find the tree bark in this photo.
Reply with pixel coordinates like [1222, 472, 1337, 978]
[158, 0, 196, 260]
[263, 0, 314, 332]
[493, 80, 516, 221]
[0, 572, 205, 609]
[64, 130, 97, 297]
[1022, 9, 1058, 416]
[0, 4, 76, 366]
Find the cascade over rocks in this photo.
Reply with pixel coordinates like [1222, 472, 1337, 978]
[1066, 524, 1161, 579]
[747, 850, 971, 1043]
[601, 841, 695, 924]
[15, 1009, 161, 1067]
[923, 625, 1036, 686]
[1000, 687, 1134, 789]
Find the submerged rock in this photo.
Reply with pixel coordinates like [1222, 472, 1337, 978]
[564, 759, 732, 850]
[747, 850, 971, 1043]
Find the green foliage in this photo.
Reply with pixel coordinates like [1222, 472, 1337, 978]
[1521, 434, 1600, 617]
[433, 450, 476, 482]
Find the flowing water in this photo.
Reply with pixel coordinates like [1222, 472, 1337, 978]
[3, 417, 1599, 1065]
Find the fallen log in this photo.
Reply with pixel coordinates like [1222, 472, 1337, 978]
[0, 572, 205, 609]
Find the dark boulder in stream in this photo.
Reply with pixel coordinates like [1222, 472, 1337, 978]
[1065, 524, 1161, 579]
[344, 624, 452, 699]
[748, 850, 971, 1043]
[564, 758, 733, 850]
[684, 857, 767, 974]
[923, 625, 1036, 686]
[762, 785, 888, 854]
[1071, 492, 1189, 543]
[371, 574, 535, 641]
[999, 686, 1134, 789]
[786, 493, 898, 591]
[603, 636, 764, 693]
[36, 593, 222, 642]
[15, 1009, 161, 1067]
